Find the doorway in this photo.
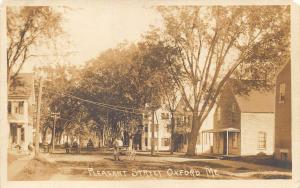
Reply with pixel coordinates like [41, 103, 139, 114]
[223, 132, 227, 155]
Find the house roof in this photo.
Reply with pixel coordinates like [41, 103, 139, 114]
[234, 90, 275, 113]
[8, 73, 35, 99]
[276, 62, 291, 79]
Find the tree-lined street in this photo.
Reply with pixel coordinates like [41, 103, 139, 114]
[6, 4, 291, 181]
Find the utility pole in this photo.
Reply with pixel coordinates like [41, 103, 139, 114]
[51, 111, 60, 153]
[35, 78, 43, 157]
[170, 111, 175, 155]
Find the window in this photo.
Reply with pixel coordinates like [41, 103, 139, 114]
[8, 101, 12, 114]
[232, 132, 238, 148]
[21, 127, 25, 142]
[166, 124, 171, 133]
[232, 104, 236, 112]
[280, 152, 288, 161]
[161, 113, 169, 120]
[231, 104, 236, 123]
[163, 124, 168, 133]
[162, 138, 170, 146]
[188, 116, 192, 125]
[15, 101, 24, 114]
[10, 124, 17, 144]
[19, 101, 24, 114]
[184, 116, 188, 124]
[279, 83, 286, 103]
[258, 132, 266, 150]
[181, 116, 185, 124]
[197, 133, 202, 145]
[176, 117, 182, 126]
[143, 114, 149, 119]
[184, 134, 188, 144]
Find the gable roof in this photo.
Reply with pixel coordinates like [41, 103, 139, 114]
[234, 90, 275, 113]
[9, 73, 35, 99]
[175, 95, 195, 114]
[276, 62, 291, 81]
[175, 96, 187, 112]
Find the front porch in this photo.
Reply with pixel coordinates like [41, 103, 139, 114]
[9, 123, 33, 151]
[203, 127, 240, 156]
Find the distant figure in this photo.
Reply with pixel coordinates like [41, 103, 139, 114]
[42, 140, 49, 153]
[71, 141, 79, 154]
[65, 142, 70, 153]
[113, 137, 123, 161]
[127, 148, 136, 160]
[87, 139, 94, 151]
[28, 143, 34, 152]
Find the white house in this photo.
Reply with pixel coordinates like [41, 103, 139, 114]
[8, 73, 35, 151]
[142, 98, 214, 154]
[207, 85, 275, 156]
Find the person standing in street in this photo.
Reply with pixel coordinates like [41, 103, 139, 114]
[113, 137, 123, 161]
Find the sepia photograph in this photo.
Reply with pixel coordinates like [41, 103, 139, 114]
[0, 0, 298, 185]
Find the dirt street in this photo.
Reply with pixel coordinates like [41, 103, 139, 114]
[41, 151, 291, 180]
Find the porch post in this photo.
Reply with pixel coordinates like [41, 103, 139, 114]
[226, 130, 229, 156]
[17, 127, 21, 145]
[141, 126, 145, 151]
[201, 132, 203, 153]
[210, 133, 212, 154]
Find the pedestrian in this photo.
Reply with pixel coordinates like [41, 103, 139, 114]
[113, 137, 123, 161]
[65, 142, 70, 153]
[72, 140, 79, 154]
[87, 139, 94, 151]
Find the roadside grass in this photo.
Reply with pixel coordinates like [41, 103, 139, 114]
[10, 156, 58, 181]
[7, 153, 18, 164]
[250, 173, 291, 179]
[229, 155, 292, 170]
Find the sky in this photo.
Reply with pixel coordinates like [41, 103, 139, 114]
[21, 1, 162, 72]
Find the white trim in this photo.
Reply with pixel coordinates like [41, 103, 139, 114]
[279, 149, 289, 153]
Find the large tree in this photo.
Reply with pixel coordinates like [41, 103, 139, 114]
[138, 32, 181, 154]
[73, 42, 168, 147]
[7, 6, 64, 86]
[156, 6, 290, 155]
[35, 64, 83, 143]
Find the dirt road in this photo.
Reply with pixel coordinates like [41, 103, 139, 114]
[42, 151, 291, 180]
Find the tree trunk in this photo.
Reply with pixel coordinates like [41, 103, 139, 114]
[170, 112, 175, 154]
[186, 114, 201, 156]
[42, 127, 48, 143]
[99, 129, 103, 147]
[151, 109, 155, 155]
[58, 132, 63, 144]
[50, 127, 54, 145]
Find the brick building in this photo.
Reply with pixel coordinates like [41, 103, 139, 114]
[274, 63, 291, 162]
